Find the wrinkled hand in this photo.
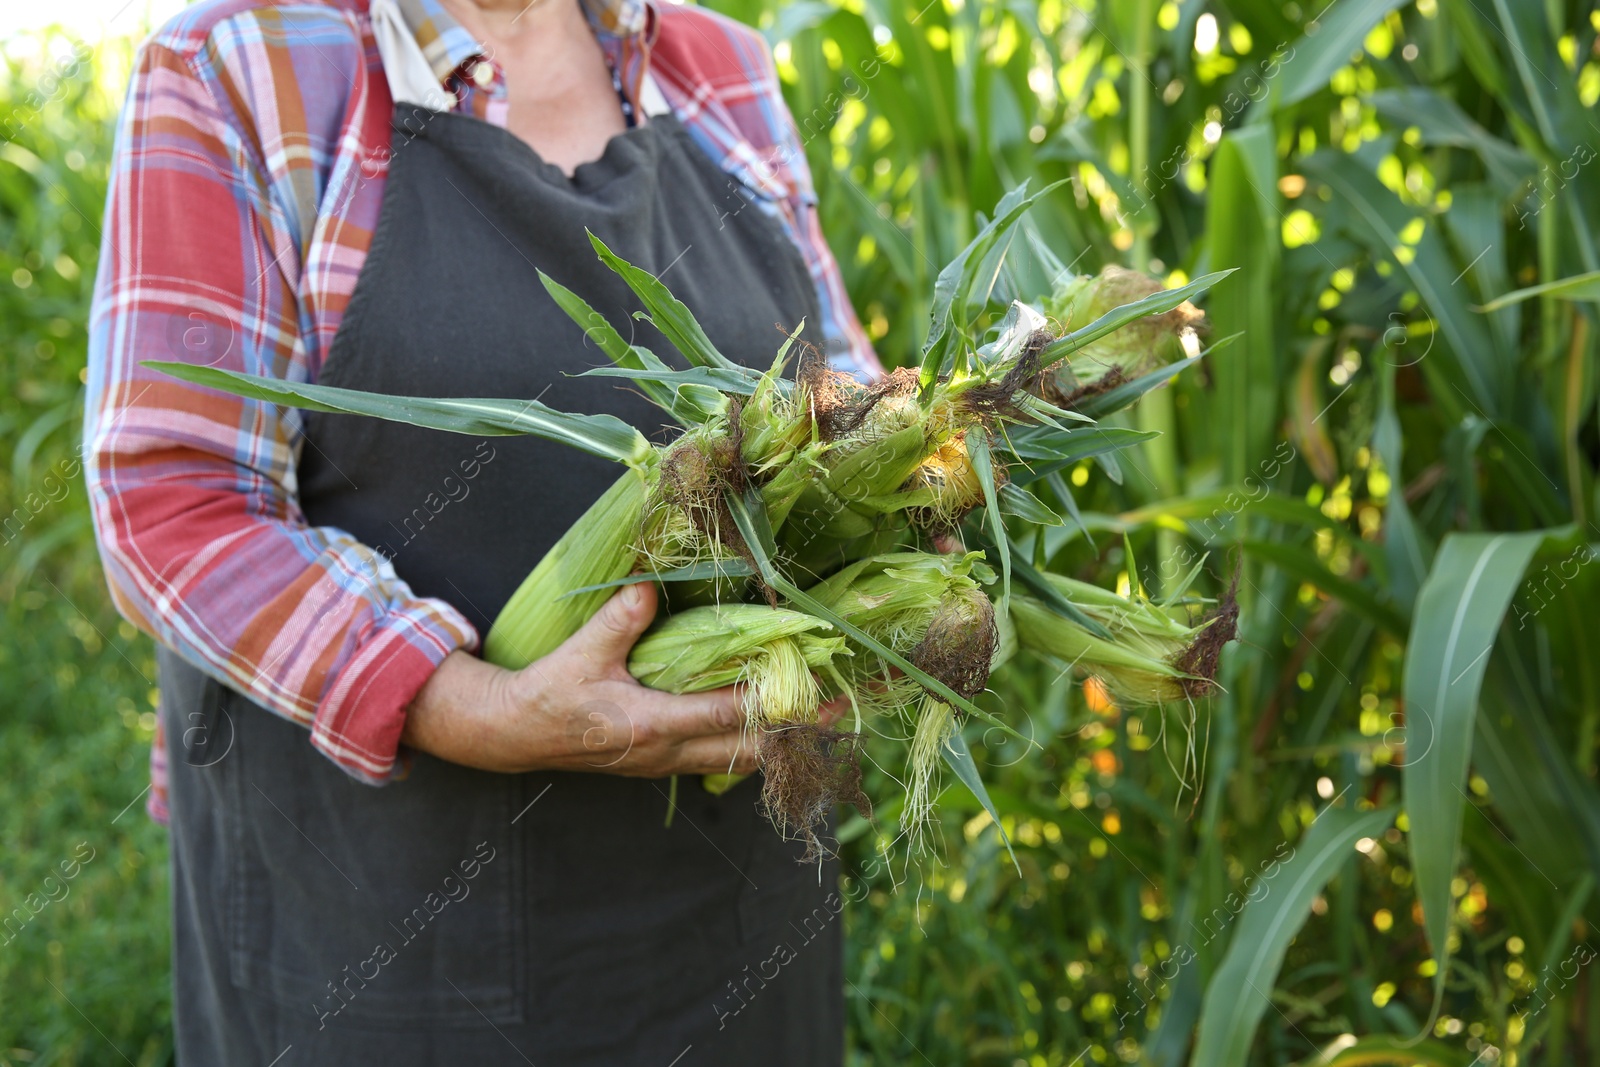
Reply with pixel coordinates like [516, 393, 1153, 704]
[402, 583, 756, 777]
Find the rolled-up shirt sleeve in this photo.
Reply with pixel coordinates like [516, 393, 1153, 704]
[86, 36, 476, 786]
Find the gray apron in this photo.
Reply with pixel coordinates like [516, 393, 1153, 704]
[159, 101, 844, 1066]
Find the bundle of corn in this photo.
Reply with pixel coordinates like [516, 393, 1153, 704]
[145, 179, 1240, 861]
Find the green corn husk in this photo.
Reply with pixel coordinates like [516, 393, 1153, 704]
[1009, 571, 1236, 707]
[779, 424, 929, 546]
[485, 398, 770, 669]
[627, 603, 848, 728]
[757, 437, 830, 532]
[739, 360, 812, 472]
[856, 435, 991, 532]
[807, 552, 998, 672]
[1043, 265, 1205, 396]
[807, 551, 1001, 723]
[775, 359, 1004, 554]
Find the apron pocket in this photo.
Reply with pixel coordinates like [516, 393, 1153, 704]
[218, 687, 524, 1027]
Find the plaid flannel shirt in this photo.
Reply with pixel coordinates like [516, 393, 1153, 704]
[85, 0, 878, 821]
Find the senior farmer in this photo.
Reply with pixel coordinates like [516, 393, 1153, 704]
[85, 0, 879, 1061]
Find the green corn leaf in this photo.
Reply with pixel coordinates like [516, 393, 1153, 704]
[1044, 470, 1093, 546]
[1039, 490, 1374, 567]
[967, 428, 1008, 604]
[1010, 442, 1159, 490]
[1301, 152, 1508, 414]
[536, 269, 639, 368]
[942, 727, 1019, 873]
[1191, 804, 1397, 1067]
[558, 559, 757, 598]
[1069, 354, 1205, 420]
[1143, 965, 1203, 1067]
[1404, 530, 1559, 1005]
[1535, 874, 1597, 981]
[1475, 269, 1600, 311]
[1207, 126, 1280, 485]
[1367, 88, 1535, 198]
[142, 361, 653, 467]
[1298, 1035, 1479, 1067]
[921, 178, 1071, 388]
[1004, 425, 1159, 465]
[1121, 531, 1143, 599]
[1007, 552, 1114, 640]
[997, 482, 1063, 526]
[1157, 553, 1210, 609]
[724, 485, 782, 580]
[1013, 392, 1096, 427]
[1036, 120, 1139, 204]
[1486, 0, 1600, 187]
[1473, 638, 1600, 927]
[1267, 0, 1409, 108]
[587, 230, 741, 373]
[574, 364, 766, 395]
[1371, 358, 1431, 611]
[1439, 184, 1522, 389]
[1033, 270, 1236, 372]
[1438, 0, 1510, 97]
[537, 270, 721, 426]
[1241, 540, 1409, 636]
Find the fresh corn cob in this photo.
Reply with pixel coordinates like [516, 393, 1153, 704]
[626, 603, 865, 858]
[806, 551, 1002, 841]
[627, 603, 848, 728]
[1042, 265, 1205, 400]
[806, 552, 1000, 692]
[483, 467, 653, 668]
[1009, 571, 1237, 707]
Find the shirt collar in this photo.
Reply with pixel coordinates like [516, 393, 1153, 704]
[393, 0, 652, 86]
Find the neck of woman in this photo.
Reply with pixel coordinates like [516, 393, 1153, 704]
[438, 0, 591, 51]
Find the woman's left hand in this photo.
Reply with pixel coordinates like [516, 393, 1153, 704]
[401, 584, 757, 777]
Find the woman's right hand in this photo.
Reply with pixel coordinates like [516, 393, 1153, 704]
[401, 583, 756, 777]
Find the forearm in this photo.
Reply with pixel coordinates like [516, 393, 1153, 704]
[401, 650, 528, 772]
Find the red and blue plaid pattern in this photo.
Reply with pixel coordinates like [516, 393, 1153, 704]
[86, 0, 878, 820]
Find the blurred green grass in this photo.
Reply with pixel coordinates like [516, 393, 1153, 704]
[0, 34, 171, 1067]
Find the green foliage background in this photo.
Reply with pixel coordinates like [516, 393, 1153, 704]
[3, 1, 1599, 1064]
[0, 35, 172, 1067]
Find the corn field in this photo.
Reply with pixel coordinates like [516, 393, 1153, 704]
[3, 1, 1599, 1064]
